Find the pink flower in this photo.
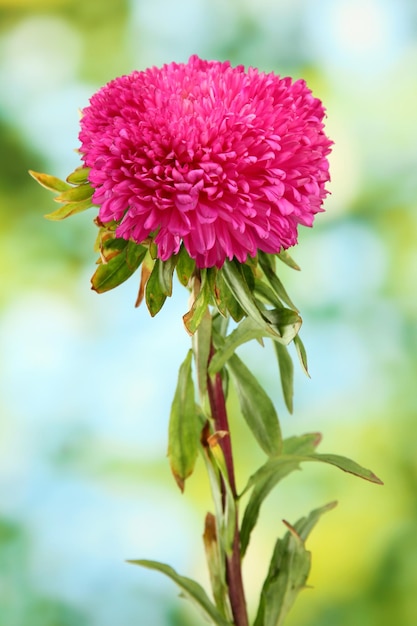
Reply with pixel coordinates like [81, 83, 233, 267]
[79, 55, 332, 268]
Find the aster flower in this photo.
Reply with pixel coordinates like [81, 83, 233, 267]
[79, 55, 332, 269]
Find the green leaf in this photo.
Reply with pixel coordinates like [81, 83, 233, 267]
[29, 170, 71, 192]
[258, 251, 299, 312]
[303, 453, 384, 484]
[227, 353, 282, 457]
[158, 255, 178, 297]
[294, 335, 309, 377]
[222, 260, 271, 331]
[168, 350, 199, 491]
[145, 259, 168, 316]
[240, 458, 301, 557]
[66, 166, 90, 184]
[273, 343, 294, 413]
[192, 309, 212, 399]
[183, 271, 211, 334]
[254, 502, 336, 626]
[203, 513, 231, 621]
[91, 241, 146, 293]
[214, 269, 245, 321]
[207, 436, 237, 555]
[262, 308, 302, 344]
[240, 443, 382, 556]
[176, 245, 196, 286]
[277, 249, 300, 271]
[44, 198, 95, 221]
[54, 182, 94, 203]
[128, 560, 232, 626]
[209, 309, 301, 377]
[281, 432, 322, 455]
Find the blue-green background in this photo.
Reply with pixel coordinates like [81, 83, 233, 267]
[1, 1, 416, 624]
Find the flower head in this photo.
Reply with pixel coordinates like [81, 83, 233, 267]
[79, 55, 332, 268]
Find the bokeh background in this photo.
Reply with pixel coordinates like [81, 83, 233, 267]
[1, 0, 417, 625]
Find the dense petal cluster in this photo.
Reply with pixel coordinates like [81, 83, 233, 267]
[79, 55, 332, 268]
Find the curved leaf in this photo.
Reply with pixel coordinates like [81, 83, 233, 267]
[129, 560, 232, 626]
[254, 502, 337, 626]
[168, 350, 199, 491]
[91, 242, 146, 293]
[227, 353, 282, 457]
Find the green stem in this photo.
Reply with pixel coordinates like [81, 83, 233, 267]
[207, 353, 248, 626]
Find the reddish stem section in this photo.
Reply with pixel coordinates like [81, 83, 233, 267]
[207, 362, 248, 626]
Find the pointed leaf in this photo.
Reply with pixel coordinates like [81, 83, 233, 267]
[281, 432, 322, 455]
[176, 245, 196, 286]
[44, 198, 95, 221]
[145, 259, 167, 316]
[158, 255, 178, 297]
[209, 310, 301, 377]
[183, 271, 211, 335]
[304, 453, 383, 484]
[277, 249, 301, 271]
[240, 458, 301, 557]
[274, 342, 294, 413]
[213, 269, 245, 321]
[192, 309, 212, 399]
[129, 560, 232, 626]
[258, 251, 299, 312]
[227, 353, 282, 457]
[240, 444, 382, 556]
[168, 350, 199, 491]
[254, 502, 336, 626]
[54, 182, 94, 203]
[91, 242, 146, 293]
[222, 260, 272, 331]
[66, 166, 90, 184]
[29, 170, 71, 192]
[294, 335, 309, 377]
[203, 513, 230, 620]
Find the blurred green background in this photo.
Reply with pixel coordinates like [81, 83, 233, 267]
[1, 0, 416, 625]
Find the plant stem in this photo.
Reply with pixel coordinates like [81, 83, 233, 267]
[207, 355, 249, 626]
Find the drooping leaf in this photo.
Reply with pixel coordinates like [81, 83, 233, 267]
[203, 513, 231, 621]
[227, 353, 282, 457]
[294, 335, 310, 377]
[192, 309, 212, 399]
[168, 350, 199, 491]
[222, 260, 271, 331]
[176, 244, 196, 286]
[277, 249, 301, 271]
[158, 255, 178, 296]
[145, 259, 168, 316]
[240, 443, 382, 556]
[209, 309, 301, 376]
[183, 271, 211, 335]
[258, 251, 299, 312]
[273, 342, 294, 413]
[66, 166, 90, 184]
[254, 502, 337, 626]
[214, 269, 245, 321]
[262, 308, 302, 344]
[91, 241, 146, 293]
[207, 435, 237, 555]
[29, 170, 71, 192]
[128, 560, 232, 626]
[304, 453, 384, 484]
[240, 458, 302, 557]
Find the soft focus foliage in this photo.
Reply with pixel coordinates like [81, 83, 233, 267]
[1, 1, 417, 625]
